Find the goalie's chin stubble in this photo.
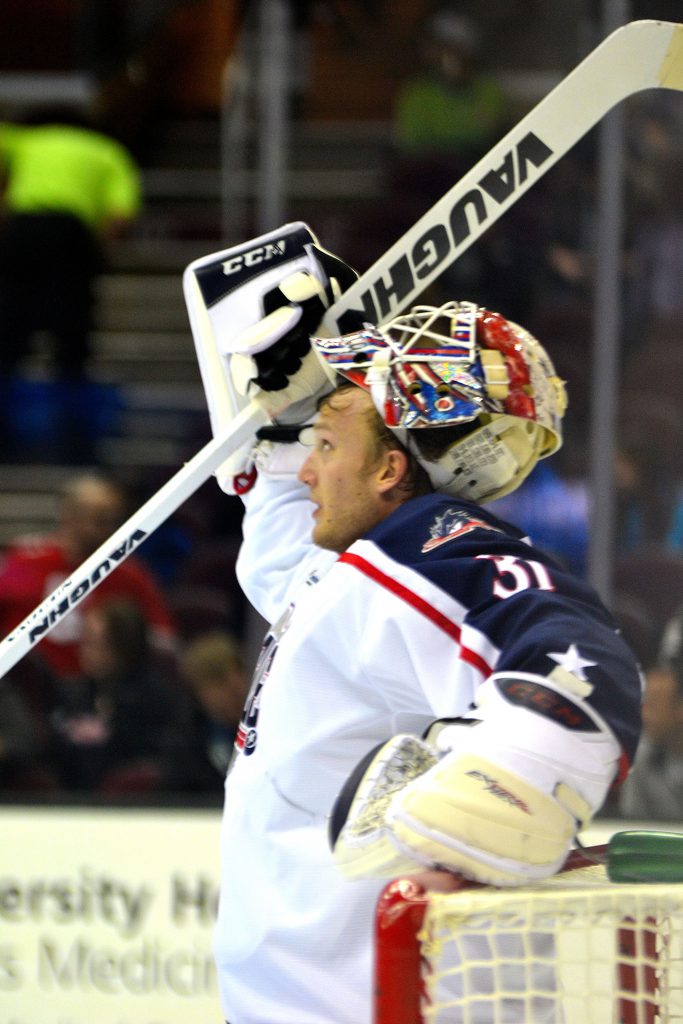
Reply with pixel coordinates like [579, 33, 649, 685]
[310, 507, 356, 554]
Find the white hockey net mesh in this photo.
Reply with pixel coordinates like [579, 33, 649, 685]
[374, 860, 683, 1024]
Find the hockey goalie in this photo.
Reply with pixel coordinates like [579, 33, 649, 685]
[183, 223, 642, 1024]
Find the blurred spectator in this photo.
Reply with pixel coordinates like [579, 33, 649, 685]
[76, 0, 188, 148]
[611, 592, 660, 678]
[614, 411, 683, 556]
[346, 9, 530, 318]
[0, 674, 47, 790]
[626, 153, 683, 346]
[614, 443, 652, 554]
[492, 439, 683, 584]
[393, 10, 508, 175]
[0, 472, 176, 680]
[176, 630, 249, 791]
[0, 105, 141, 459]
[76, 0, 182, 87]
[491, 426, 683, 582]
[529, 142, 598, 324]
[618, 605, 683, 821]
[48, 599, 186, 793]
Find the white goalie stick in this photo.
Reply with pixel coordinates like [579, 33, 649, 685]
[0, 18, 681, 679]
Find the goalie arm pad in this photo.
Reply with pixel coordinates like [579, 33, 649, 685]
[330, 672, 621, 886]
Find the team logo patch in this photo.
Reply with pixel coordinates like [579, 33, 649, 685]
[422, 507, 499, 553]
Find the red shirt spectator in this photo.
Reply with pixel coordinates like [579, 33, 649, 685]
[0, 473, 176, 679]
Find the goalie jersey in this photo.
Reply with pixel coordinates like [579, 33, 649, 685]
[214, 452, 642, 1024]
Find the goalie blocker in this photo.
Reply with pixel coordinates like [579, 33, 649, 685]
[330, 672, 621, 887]
[182, 222, 358, 494]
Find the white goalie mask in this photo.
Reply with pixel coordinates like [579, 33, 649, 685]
[312, 301, 567, 503]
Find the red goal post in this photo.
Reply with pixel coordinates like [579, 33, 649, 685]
[374, 841, 683, 1024]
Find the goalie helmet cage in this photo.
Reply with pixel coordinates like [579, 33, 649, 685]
[373, 847, 683, 1024]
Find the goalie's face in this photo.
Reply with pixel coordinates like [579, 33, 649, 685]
[298, 388, 410, 552]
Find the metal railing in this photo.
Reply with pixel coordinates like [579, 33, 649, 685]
[220, 0, 293, 241]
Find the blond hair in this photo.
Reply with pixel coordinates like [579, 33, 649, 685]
[180, 631, 245, 685]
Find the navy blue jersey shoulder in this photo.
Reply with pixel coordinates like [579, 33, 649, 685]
[366, 492, 602, 613]
[367, 492, 553, 582]
[365, 493, 642, 764]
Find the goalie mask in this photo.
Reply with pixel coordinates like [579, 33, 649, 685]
[312, 301, 567, 503]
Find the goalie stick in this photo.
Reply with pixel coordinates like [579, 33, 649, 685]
[0, 18, 681, 679]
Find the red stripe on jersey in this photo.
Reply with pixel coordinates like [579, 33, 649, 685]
[616, 748, 631, 784]
[339, 551, 492, 677]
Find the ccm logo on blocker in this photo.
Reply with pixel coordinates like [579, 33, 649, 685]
[222, 240, 287, 277]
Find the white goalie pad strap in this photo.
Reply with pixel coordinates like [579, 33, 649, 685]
[452, 672, 622, 813]
[182, 222, 337, 494]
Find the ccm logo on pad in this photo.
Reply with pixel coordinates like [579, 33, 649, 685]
[222, 240, 286, 275]
[496, 677, 599, 732]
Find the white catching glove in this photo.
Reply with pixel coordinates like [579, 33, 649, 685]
[330, 672, 621, 887]
[183, 222, 358, 494]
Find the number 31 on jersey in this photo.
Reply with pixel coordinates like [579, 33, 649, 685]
[477, 554, 555, 599]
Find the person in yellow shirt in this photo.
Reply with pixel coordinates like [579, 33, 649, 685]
[380, 12, 525, 325]
[0, 106, 141, 458]
[393, 12, 508, 171]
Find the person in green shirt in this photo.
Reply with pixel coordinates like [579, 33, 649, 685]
[0, 106, 141, 374]
[381, 13, 528, 324]
[0, 106, 141, 458]
[0, 115, 140, 237]
[393, 11, 509, 169]
[393, 12, 509, 177]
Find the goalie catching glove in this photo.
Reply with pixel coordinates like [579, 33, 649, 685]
[183, 222, 358, 494]
[329, 672, 621, 887]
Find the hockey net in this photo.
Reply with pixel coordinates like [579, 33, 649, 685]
[373, 847, 683, 1024]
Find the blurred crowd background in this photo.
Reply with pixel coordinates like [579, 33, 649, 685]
[1, 0, 683, 818]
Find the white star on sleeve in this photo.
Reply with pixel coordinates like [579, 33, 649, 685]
[547, 644, 597, 680]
